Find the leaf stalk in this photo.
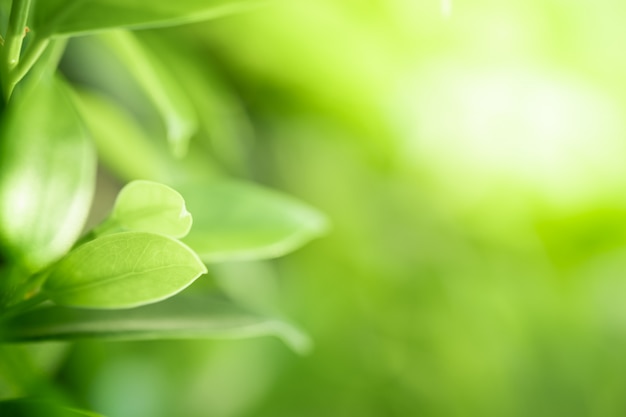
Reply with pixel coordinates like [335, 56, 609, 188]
[1, 0, 32, 100]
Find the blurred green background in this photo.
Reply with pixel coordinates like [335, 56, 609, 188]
[15, 0, 626, 415]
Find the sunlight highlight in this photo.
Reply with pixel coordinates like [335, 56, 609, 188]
[441, 0, 452, 18]
[400, 65, 626, 207]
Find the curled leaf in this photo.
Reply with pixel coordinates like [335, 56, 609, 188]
[97, 180, 193, 239]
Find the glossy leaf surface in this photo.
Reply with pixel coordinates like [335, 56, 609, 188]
[43, 232, 207, 309]
[180, 181, 328, 262]
[99, 180, 192, 239]
[33, 0, 265, 36]
[1, 296, 311, 354]
[0, 77, 95, 271]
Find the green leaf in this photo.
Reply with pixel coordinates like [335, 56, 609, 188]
[0, 76, 96, 272]
[69, 88, 174, 183]
[0, 0, 11, 36]
[0, 399, 105, 417]
[69, 87, 219, 184]
[43, 232, 207, 309]
[33, 0, 265, 37]
[97, 180, 192, 239]
[0, 295, 311, 354]
[136, 31, 255, 175]
[96, 30, 197, 158]
[180, 181, 329, 262]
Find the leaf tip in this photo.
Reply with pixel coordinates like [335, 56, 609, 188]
[271, 320, 313, 355]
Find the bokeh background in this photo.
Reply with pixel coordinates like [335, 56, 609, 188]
[17, 0, 626, 415]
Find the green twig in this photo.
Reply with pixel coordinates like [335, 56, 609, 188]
[8, 35, 50, 90]
[3, 0, 31, 70]
[1, 0, 32, 99]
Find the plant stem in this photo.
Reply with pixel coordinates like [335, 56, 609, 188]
[8, 35, 50, 90]
[0, 292, 48, 319]
[4, 0, 31, 70]
[1, 0, 31, 99]
[72, 218, 120, 249]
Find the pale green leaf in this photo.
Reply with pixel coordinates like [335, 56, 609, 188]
[70, 87, 219, 184]
[33, 0, 266, 37]
[43, 232, 207, 309]
[136, 31, 255, 174]
[69, 88, 174, 183]
[97, 180, 192, 239]
[0, 296, 311, 354]
[96, 30, 197, 158]
[180, 181, 329, 262]
[0, 77, 96, 272]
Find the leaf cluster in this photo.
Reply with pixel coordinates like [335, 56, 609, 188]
[0, 0, 326, 413]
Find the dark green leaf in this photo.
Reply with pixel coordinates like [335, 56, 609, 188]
[43, 232, 207, 309]
[1, 296, 311, 354]
[0, 77, 96, 272]
[33, 0, 266, 37]
[180, 181, 329, 262]
[0, 399, 104, 417]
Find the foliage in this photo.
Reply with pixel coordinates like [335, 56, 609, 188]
[0, 0, 326, 415]
[3, 0, 626, 416]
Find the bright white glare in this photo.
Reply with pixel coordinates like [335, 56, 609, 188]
[441, 0, 452, 18]
[1, 171, 38, 234]
[399, 65, 626, 207]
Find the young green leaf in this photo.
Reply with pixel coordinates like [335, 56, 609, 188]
[96, 180, 192, 239]
[43, 232, 207, 309]
[111, 181, 192, 237]
[33, 0, 265, 37]
[0, 76, 96, 272]
[96, 30, 197, 158]
[0, 295, 311, 354]
[179, 181, 329, 262]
